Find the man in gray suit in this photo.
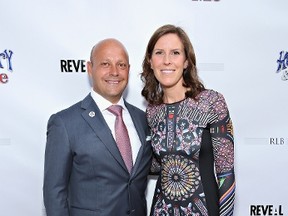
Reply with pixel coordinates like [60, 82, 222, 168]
[43, 38, 152, 216]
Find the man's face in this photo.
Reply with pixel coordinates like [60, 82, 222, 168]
[87, 40, 130, 104]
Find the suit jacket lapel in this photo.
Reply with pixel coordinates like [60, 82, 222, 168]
[81, 94, 127, 172]
[125, 101, 146, 177]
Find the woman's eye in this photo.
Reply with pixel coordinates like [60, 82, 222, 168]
[172, 51, 180, 55]
[154, 51, 163, 55]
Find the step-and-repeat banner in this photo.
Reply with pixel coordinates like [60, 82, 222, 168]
[1, 0, 287, 215]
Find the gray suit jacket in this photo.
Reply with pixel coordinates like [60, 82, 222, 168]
[43, 94, 152, 216]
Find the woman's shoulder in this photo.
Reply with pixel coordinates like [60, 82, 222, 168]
[196, 89, 226, 103]
[197, 89, 229, 119]
[146, 103, 165, 114]
[147, 102, 165, 108]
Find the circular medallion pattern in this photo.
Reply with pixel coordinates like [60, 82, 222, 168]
[161, 154, 200, 201]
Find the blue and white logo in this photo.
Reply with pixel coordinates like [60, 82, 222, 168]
[276, 51, 288, 81]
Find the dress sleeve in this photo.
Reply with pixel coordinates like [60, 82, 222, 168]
[209, 92, 236, 216]
[146, 106, 161, 175]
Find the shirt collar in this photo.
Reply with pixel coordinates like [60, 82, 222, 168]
[90, 88, 126, 111]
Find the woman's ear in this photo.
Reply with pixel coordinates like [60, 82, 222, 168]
[149, 59, 154, 70]
[184, 59, 188, 69]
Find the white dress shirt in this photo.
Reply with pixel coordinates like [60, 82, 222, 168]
[90, 89, 141, 165]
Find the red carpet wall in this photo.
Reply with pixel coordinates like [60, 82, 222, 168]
[1, 0, 287, 215]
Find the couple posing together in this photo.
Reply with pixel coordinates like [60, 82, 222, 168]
[43, 24, 236, 216]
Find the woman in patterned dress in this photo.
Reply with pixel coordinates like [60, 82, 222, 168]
[141, 24, 235, 216]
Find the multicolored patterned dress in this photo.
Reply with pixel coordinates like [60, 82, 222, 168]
[147, 89, 235, 216]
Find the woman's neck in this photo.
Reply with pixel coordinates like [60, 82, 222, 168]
[162, 87, 187, 104]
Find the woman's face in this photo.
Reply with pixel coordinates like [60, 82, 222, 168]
[150, 33, 188, 90]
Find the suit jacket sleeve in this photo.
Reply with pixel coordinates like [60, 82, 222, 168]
[43, 113, 72, 216]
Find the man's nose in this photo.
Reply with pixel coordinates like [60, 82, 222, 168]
[109, 64, 119, 76]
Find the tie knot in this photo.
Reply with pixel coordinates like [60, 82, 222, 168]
[107, 105, 123, 117]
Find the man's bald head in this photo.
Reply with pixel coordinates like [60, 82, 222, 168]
[90, 38, 129, 64]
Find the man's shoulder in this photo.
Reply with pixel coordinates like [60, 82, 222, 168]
[52, 94, 92, 118]
[125, 101, 145, 115]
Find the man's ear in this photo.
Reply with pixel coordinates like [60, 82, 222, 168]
[87, 61, 92, 77]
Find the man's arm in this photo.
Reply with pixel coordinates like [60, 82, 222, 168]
[43, 114, 72, 216]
